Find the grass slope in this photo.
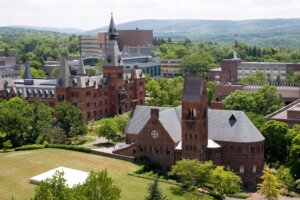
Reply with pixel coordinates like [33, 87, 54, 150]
[0, 149, 185, 200]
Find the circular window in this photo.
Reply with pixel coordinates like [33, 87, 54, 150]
[151, 130, 159, 139]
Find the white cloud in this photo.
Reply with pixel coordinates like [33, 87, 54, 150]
[0, 0, 299, 30]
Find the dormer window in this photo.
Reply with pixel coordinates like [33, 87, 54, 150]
[229, 113, 237, 126]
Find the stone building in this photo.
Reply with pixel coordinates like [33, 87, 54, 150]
[1, 15, 146, 120]
[115, 75, 264, 190]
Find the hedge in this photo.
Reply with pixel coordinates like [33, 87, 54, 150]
[14, 144, 91, 153]
[226, 193, 249, 199]
[45, 144, 91, 153]
[15, 144, 45, 151]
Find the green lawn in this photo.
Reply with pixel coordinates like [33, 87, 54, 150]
[0, 149, 187, 200]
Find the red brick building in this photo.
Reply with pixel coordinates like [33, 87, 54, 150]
[115, 75, 264, 190]
[1, 16, 145, 120]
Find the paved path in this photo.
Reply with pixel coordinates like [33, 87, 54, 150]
[80, 135, 107, 147]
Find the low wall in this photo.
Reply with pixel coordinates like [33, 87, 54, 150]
[90, 149, 135, 162]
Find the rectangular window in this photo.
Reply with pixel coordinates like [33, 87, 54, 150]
[226, 165, 231, 171]
[253, 165, 257, 173]
[239, 166, 244, 173]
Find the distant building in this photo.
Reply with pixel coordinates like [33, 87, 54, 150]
[0, 57, 22, 79]
[115, 75, 265, 190]
[265, 98, 300, 127]
[79, 26, 153, 57]
[213, 83, 300, 105]
[161, 59, 182, 77]
[1, 15, 146, 121]
[208, 54, 300, 83]
[122, 54, 161, 78]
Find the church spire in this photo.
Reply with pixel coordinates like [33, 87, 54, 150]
[23, 62, 32, 79]
[57, 57, 70, 87]
[108, 13, 118, 40]
[104, 13, 123, 67]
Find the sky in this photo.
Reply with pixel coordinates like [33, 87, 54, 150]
[0, 0, 300, 30]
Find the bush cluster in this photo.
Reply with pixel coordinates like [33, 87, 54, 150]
[15, 144, 45, 151]
[45, 144, 91, 153]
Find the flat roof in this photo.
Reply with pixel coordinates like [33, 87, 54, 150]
[30, 166, 89, 188]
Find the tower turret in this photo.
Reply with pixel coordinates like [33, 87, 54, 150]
[57, 57, 70, 87]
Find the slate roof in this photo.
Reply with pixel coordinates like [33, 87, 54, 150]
[183, 76, 203, 102]
[126, 106, 264, 144]
[208, 110, 264, 143]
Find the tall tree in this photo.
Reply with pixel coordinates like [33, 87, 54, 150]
[223, 90, 255, 112]
[288, 134, 300, 179]
[252, 85, 284, 115]
[209, 166, 241, 199]
[96, 118, 119, 143]
[33, 171, 72, 200]
[181, 52, 214, 76]
[169, 160, 213, 186]
[258, 168, 281, 200]
[73, 170, 121, 200]
[261, 120, 289, 164]
[55, 102, 87, 138]
[145, 176, 167, 200]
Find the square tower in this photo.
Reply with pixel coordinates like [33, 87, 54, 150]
[181, 75, 208, 161]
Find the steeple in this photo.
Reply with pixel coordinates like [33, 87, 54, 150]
[104, 13, 123, 67]
[23, 62, 32, 79]
[57, 57, 70, 87]
[77, 57, 86, 75]
[108, 13, 118, 41]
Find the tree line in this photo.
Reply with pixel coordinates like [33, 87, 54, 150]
[0, 98, 87, 149]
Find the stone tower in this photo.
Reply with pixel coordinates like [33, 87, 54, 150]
[181, 75, 208, 161]
[102, 13, 126, 115]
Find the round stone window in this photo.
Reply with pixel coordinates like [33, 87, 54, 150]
[151, 130, 159, 139]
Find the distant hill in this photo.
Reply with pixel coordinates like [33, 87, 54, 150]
[7, 25, 84, 34]
[2, 18, 300, 48]
[89, 18, 300, 49]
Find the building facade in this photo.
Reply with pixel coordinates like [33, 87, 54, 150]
[1, 16, 146, 121]
[265, 98, 300, 127]
[209, 55, 300, 83]
[0, 57, 22, 79]
[160, 59, 182, 78]
[115, 75, 265, 190]
[79, 23, 153, 57]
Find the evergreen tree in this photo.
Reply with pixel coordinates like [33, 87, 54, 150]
[145, 176, 167, 200]
[258, 168, 281, 200]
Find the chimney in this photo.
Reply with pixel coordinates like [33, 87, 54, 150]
[151, 108, 159, 119]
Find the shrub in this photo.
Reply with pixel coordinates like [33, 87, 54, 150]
[226, 193, 249, 199]
[45, 144, 91, 153]
[15, 144, 45, 151]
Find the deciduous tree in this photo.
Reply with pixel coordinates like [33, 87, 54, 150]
[258, 168, 281, 200]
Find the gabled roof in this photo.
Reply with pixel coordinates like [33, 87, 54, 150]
[126, 106, 264, 144]
[126, 106, 180, 143]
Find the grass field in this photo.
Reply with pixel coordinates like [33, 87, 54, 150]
[0, 149, 187, 200]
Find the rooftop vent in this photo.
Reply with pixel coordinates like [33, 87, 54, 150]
[229, 113, 237, 127]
